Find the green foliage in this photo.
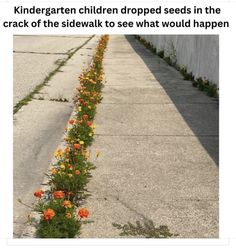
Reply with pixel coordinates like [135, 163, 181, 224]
[67, 123, 94, 147]
[164, 56, 173, 66]
[36, 214, 81, 238]
[135, 36, 218, 99]
[157, 50, 164, 58]
[35, 199, 80, 238]
[194, 77, 218, 97]
[113, 220, 178, 238]
[178, 66, 194, 81]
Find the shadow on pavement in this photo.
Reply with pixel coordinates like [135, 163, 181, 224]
[125, 35, 219, 166]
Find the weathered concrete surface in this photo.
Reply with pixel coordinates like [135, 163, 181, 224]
[80, 35, 219, 238]
[13, 35, 94, 105]
[13, 100, 73, 237]
[34, 37, 100, 102]
[13, 36, 99, 238]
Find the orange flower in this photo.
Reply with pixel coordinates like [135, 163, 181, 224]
[82, 114, 88, 120]
[75, 170, 81, 175]
[67, 164, 73, 170]
[62, 200, 73, 208]
[67, 191, 74, 196]
[43, 208, 55, 221]
[69, 119, 77, 125]
[73, 143, 81, 150]
[50, 167, 58, 174]
[87, 121, 92, 126]
[79, 98, 85, 104]
[53, 190, 65, 199]
[78, 208, 89, 218]
[34, 189, 44, 198]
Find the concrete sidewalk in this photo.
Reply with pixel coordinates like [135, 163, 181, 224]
[80, 35, 219, 238]
[13, 36, 100, 238]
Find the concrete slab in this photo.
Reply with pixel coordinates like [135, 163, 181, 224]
[34, 36, 100, 102]
[80, 135, 218, 238]
[13, 53, 65, 105]
[14, 100, 73, 237]
[95, 103, 217, 136]
[102, 85, 215, 104]
[80, 35, 218, 238]
[13, 35, 94, 105]
[14, 35, 91, 54]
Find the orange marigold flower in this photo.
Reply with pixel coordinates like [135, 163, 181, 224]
[69, 119, 76, 125]
[79, 98, 85, 104]
[67, 164, 73, 170]
[87, 121, 92, 126]
[73, 143, 81, 149]
[64, 147, 70, 153]
[62, 200, 73, 208]
[53, 191, 65, 199]
[78, 208, 89, 218]
[50, 167, 58, 174]
[43, 208, 55, 221]
[75, 170, 81, 175]
[82, 114, 88, 120]
[34, 189, 44, 198]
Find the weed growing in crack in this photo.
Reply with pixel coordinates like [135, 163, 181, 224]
[112, 220, 178, 238]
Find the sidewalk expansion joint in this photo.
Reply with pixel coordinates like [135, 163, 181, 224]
[94, 134, 219, 137]
[100, 102, 217, 105]
[13, 51, 68, 55]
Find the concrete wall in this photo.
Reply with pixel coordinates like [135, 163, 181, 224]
[140, 35, 219, 86]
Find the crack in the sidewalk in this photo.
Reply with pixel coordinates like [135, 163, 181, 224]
[94, 134, 219, 137]
[13, 50, 69, 55]
[100, 102, 217, 105]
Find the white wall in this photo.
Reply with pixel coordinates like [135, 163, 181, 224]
[140, 35, 219, 86]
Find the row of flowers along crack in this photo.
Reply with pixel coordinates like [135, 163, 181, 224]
[29, 35, 109, 238]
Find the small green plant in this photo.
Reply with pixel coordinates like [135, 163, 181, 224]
[164, 56, 172, 66]
[135, 36, 218, 99]
[112, 220, 178, 238]
[178, 66, 194, 81]
[50, 98, 69, 102]
[207, 83, 218, 97]
[194, 77, 218, 97]
[35, 198, 81, 238]
[157, 50, 164, 58]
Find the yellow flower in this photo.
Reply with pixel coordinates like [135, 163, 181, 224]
[88, 106, 92, 109]
[79, 141, 84, 145]
[89, 133, 93, 137]
[54, 149, 63, 158]
[68, 174, 73, 178]
[91, 124, 96, 129]
[62, 200, 73, 208]
[65, 212, 72, 219]
[60, 164, 65, 170]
